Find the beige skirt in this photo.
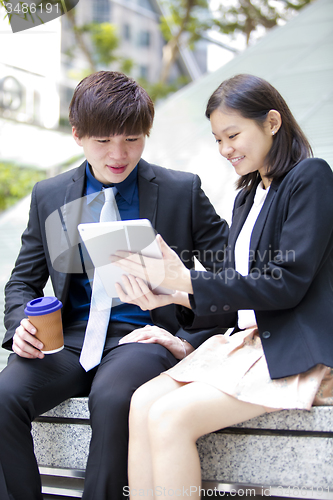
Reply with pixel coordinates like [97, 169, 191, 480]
[165, 328, 333, 411]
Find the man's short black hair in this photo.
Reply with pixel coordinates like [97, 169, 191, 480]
[69, 71, 155, 139]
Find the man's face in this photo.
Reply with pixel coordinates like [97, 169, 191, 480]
[73, 128, 146, 184]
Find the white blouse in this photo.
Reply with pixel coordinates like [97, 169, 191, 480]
[234, 182, 270, 329]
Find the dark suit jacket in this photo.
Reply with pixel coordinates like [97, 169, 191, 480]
[3, 159, 229, 351]
[182, 158, 333, 379]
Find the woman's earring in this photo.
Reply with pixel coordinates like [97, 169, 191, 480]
[272, 130, 275, 136]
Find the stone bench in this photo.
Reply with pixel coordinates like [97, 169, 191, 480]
[32, 398, 333, 499]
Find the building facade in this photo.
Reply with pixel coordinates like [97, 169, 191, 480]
[0, 12, 61, 129]
[60, 0, 207, 119]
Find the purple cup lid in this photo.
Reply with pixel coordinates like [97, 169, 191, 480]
[24, 297, 63, 316]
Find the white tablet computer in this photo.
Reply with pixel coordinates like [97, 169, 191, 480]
[78, 219, 173, 298]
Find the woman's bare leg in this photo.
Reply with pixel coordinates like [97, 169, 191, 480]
[128, 374, 185, 498]
[148, 381, 266, 499]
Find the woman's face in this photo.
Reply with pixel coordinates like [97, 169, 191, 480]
[210, 108, 275, 188]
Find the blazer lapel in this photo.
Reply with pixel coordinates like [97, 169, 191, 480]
[137, 159, 158, 227]
[55, 162, 86, 301]
[227, 188, 256, 267]
[60, 166, 86, 251]
[249, 181, 278, 268]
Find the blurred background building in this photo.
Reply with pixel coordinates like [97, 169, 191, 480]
[61, 0, 208, 81]
[0, 15, 61, 129]
[59, 0, 208, 120]
[0, 0, 210, 131]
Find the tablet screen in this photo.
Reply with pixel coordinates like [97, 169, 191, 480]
[78, 219, 173, 297]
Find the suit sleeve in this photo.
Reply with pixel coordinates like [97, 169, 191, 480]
[189, 159, 333, 320]
[3, 183, 50, 350]
[174, 174, 235, 346]
[189, 174, 229, 273]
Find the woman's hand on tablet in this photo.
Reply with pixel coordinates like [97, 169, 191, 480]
[111, 235, 193, 294]
[115, 275, 191, 311]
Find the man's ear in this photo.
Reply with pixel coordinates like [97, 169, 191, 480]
[72, 127, 83, 146]
[267, 109, 282, 136]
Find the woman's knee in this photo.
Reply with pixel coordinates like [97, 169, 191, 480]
[130, 374, 174, 415]
[129, 384, 156, 433]
[130, 376, 183, 437]
[130, 381, 156, 416]
[147, 393, 190, 445]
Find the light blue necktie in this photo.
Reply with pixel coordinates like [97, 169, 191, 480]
[79, 187, 119, 371]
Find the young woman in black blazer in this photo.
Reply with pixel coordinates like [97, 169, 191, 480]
[114, 74, 333, 498]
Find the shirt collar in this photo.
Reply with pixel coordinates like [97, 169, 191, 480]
[253, 181, 270, 207]
[85, 161, 138, 204]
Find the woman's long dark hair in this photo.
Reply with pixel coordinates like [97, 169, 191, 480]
[206, 74, 313, 190]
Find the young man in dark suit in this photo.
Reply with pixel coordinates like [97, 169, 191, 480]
[0, 71, 228, 500]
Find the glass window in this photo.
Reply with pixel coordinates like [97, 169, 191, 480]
[139, 65, 149, 79]
[93, 0, 111, 23]
[138, 30, 151, 47]
[124, 24, 131, 41]
[137, 0, 156, 13]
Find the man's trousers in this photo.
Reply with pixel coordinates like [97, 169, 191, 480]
[0, 331, 178, 500]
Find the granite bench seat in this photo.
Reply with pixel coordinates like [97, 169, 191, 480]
[32, 398, 333, 498]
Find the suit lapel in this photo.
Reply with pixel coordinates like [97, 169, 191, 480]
[137, 159, 158, 227]
[249, 185, 277, 265]
[61, 166, 86, 249]
[228, 178, 279, 269]
[228, 188, 256, 267]
[63, 163, 86, 206]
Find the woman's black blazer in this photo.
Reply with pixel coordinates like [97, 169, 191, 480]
[185, 158, 333, 379]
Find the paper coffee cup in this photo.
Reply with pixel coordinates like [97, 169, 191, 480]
[24, 297, 63, 354]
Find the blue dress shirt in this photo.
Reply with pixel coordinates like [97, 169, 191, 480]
[65, 162, 154, 328]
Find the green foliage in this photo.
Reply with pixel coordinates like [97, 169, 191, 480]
[159, 0, 211, 45]
[65, 14, 135, 77]
[0, 0, 9, 27]
[119, 57, 134, 75]
[160, 0, 315, 48]
[138, 76, 190, 103]
[0, 0, 45, 24]
[281, 0, 313, 11]
[0, 163, 46, 212]
[213, 0, 315, 44]
[0, 0, 11, 22]
[83, 22, 119, 66]
[89, 22, 134, 72]
[64, 0, 314, 101]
